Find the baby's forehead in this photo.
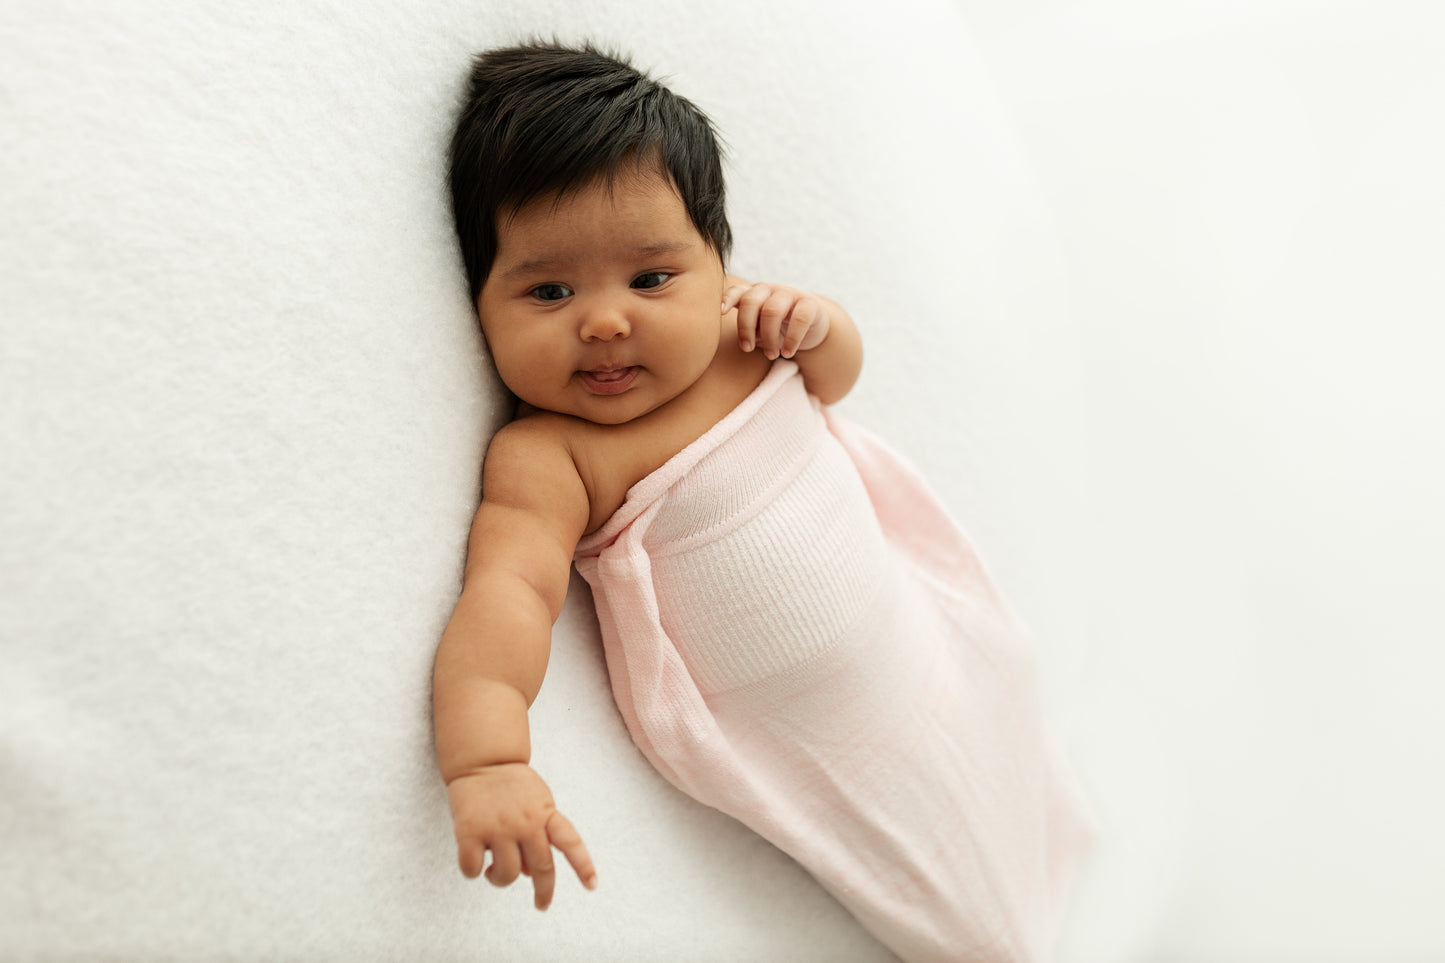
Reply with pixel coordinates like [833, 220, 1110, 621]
[490, 183, 714, 287]
[498, 171, 697, 249]
[506, 161, 681, 222]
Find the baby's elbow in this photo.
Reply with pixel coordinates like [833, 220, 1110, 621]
[810, 378, 854, 407]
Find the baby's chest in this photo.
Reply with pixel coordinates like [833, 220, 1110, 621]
[579, 371, 767, 535]
[579, 417, 716, 535]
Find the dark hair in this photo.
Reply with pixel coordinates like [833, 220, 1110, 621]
[449, 41, 733, 302]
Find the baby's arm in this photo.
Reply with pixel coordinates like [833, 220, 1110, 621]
[722, 277, 864, 404]
[432, 420, 597, 910]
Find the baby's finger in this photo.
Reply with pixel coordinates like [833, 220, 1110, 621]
[484, 840, 523, 888]
[521, 833, 558, 911]
[780, 298, 820, 358]
[720, 283, 751, 315]
[733, 284, 772, 352]
[547, 811, 598, 892]
[456, 834, 487, 879]
[758, 288, 796, 359]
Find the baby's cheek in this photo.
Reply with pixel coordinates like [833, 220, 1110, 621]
[493, 350, 546, 404]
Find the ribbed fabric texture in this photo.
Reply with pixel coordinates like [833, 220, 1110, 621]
[645, 383, 887, 695]
[575, 362, 1095, 963]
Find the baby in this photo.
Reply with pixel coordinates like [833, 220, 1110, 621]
[435, 42, 1093, 963]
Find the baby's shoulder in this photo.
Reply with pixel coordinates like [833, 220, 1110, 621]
[486, 408, 569, 450]
[484, 411, 628, 533]
[481, 412, 584, 491]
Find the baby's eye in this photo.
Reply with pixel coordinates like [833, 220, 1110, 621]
[631, 272, 670, 290]
[532, 283, 573, 302]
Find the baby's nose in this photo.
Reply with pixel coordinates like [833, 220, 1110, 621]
[579, 308, 631, 342]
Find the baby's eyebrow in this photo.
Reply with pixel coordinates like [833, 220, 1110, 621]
[497, 256, 563, 281]
[496, 240, 693, 281]
[633, 240, 691, 259]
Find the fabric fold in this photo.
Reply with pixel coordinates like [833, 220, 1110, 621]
[575, 361, 1094, 963]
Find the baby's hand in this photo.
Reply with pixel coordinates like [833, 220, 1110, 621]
[723, 280, 832, 360]
[447, 762, 597, 910]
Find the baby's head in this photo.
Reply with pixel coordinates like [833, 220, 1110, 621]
[449, 41, 733, 303]
[449, 42, 738, 425]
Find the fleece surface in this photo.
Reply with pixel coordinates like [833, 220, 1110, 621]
[12, 2, 1445, 961]
[3, 1, 1090, 960]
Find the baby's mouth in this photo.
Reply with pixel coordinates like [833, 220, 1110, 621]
[580, 366, 640, 395]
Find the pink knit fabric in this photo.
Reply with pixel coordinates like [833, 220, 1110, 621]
[574, 361, 1094, 962]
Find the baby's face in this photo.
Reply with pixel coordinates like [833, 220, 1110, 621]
[478, 165, 726, 425]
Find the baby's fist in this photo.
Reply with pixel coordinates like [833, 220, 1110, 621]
[723, 280, 831, 360]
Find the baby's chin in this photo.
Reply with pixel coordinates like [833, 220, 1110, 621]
[507, 392, 660, 426]
[569, 398, 668, 426]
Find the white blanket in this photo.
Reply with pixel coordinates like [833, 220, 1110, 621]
[26, 0, 1442, 960]
[5, 2, 1082, 959]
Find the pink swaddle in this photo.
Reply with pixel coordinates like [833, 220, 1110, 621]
[574, 361, 1094, 963]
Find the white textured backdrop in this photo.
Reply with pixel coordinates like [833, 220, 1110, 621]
[954, 2, 1445, 961]
[5, 0, 1442, 960]
[2, 1, 1071, 960]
